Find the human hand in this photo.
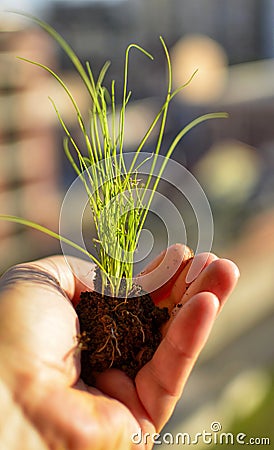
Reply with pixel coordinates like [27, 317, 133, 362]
[0, 245, 239, 449]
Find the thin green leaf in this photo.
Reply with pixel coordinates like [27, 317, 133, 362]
[0, 214, 108, 276]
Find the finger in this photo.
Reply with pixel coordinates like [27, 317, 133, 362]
[160, 257, 239, 337]
[94, 369, 156, 441]
[0, 255, 96, 306]
[25, 255, 96, 305]
[135, 244, 193, 301]
[154, 252, 218, 310]
[135, 291, 219, 431]
[179, 258, 240, 311]
[60, 256, 96, 304]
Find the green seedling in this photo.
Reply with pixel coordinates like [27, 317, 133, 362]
[0, 14, 227, 298]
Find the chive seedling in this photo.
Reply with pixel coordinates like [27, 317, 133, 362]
[0, 15, 227, 298]
[0, 15, 227, 380]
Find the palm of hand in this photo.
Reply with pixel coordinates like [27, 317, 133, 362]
[0, 246, 239, 450]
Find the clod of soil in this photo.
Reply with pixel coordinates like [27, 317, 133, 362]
[75, 271, 170, 385]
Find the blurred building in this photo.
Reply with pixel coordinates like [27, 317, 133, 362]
[0, 17, 61, 271]
[47, 0, 271, 93]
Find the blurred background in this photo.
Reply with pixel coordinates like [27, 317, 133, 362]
[0, 1, 273, 448]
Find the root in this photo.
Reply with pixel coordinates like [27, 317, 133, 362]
[96, 323, 122, 368]
[121, 310, 145, 343]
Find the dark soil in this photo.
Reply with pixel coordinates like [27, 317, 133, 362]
[75, 270, 170, 385]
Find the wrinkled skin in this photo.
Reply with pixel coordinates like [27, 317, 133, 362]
[0, 244, 239, 449]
